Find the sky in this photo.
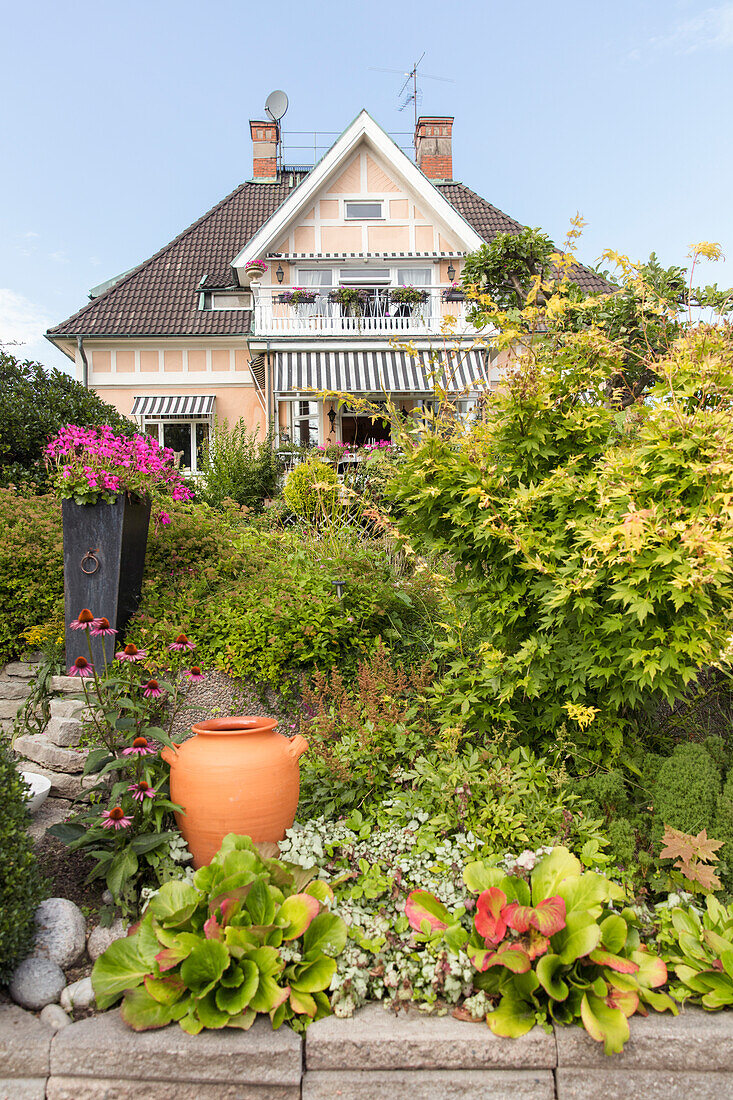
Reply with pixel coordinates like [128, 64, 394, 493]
[1, 0, 732, 372]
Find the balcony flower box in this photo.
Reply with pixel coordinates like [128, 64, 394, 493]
[328, 287, 370, 317]
[389, 286, 429, 306]
[442, 283, 466, 302]
[244, 260, 268, 279]
[277, 287, 318, 305]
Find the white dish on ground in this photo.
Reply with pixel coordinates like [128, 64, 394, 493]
[21, 771, 52, 813]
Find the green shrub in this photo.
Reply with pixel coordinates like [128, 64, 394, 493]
[200, 420, 282, 511]
[652, 742, 721, 837]
[0, 350, 133, 487]
[0, 489, 64, 662]
[0, 742, 46, 981]
[282, 456, 339, 519]
[391, 324, 733, 747]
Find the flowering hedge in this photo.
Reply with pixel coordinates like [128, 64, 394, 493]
[45, 425, 194, 506]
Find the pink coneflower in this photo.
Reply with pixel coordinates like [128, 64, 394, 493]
[169, 633, 195, 651]
[186, 666, 204, 681]
[121, 736, 157, 757]
[70, 609, 95, 631]
[90, 616, 118, 637]
[128, 780, 156, 801]
[68, 656, 93, 677]
[116, 643, 147, 662]
[101, 806, 133, 830]
[143, 679, 162, 698]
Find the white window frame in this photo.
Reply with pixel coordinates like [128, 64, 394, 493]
[344, 200, 383, 220]
[295, 263, 436, 288]
[209, 292, 252, 310]
[142, 418, 212, 476]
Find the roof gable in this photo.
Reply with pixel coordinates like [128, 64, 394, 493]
[230, 110, 484, 279]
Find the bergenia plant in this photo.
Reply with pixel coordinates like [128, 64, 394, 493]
[406, 847, 677, 1054]
[45, 425, 194, 506]
[92, 834, 347, 1034]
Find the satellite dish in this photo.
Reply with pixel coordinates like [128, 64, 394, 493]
[265, 90, 289, 122]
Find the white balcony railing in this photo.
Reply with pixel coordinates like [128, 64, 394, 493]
[252, 285, 471, 336]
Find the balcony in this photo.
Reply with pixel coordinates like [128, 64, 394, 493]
[252, 285, 472, 337]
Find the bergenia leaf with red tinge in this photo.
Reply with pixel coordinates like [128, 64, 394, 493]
[405, 890, 452, 933]
[504, 896, 566, 937]
[589, 949, 639, 974]
[468, 941, 531, 973]
[474, 888, 508, 946]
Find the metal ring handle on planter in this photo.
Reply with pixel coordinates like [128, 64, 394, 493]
[80, 549, 100, 575]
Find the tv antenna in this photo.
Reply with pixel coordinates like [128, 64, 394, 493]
[369, 53, 454, 132]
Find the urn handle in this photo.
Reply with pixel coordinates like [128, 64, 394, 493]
[287, 734, 309, 761]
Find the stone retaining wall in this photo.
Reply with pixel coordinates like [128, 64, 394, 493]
[1, 1002, 731, 1100]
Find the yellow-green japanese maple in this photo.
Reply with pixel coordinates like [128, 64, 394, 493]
[391, 305, 733, 746]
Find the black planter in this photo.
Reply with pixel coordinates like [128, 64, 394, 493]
[444, 291, 466, 302]
[63, 495, 151, 670]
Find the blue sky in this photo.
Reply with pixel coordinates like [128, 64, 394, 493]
[2, 0, 732, 371]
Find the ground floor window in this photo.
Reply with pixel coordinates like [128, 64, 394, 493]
[143, 420, 210, 473]
[340, 411, 391, 446]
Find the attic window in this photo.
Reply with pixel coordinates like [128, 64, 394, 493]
[209, 292, 251, 310]
[345, 202, 382, 220]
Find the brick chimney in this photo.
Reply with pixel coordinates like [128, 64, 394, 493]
[249, 120, 279, 181]
[414, 116, 454, 181]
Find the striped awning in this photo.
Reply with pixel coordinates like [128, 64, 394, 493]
[273, 348, 492, 395]
[131, 395, 215, 418]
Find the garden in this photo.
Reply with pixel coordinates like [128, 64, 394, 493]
[3, 234, 733, 1060]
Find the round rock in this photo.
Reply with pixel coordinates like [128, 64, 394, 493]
[33, 897, 86, 967]
[60, 976, 94, 1012]
[40, 1003, 72, 1031]
[87, 918, 129, 961]
[9, 955, 66, 1010]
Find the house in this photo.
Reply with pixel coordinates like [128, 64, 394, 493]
[46, 110, 608, 471]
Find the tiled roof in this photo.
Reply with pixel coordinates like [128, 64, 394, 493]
[48, 176, 610, 340]
[437, 183, 611, 295]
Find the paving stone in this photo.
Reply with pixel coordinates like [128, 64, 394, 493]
[0, 680, 32, 699]
[13, 734, 87, 773]
[46, 1078, 299, 1099]
[305, 1003, 555, 1070]
[0, 698, 24, 719]
[28, 796, 70, 841]
[556, 1068, 733, 1099]
[33, 898, 86, 968]
[49, 676, 84, 694]
[555, 1006, 733, 1070]
[51, 1011, 303, 1085]
[0, 1004, 52, 1076]
[0, 1078, 47, 1100]
[45, 717, 83, 747]
[3, 661, 37, 678]
[302, 1069, 555, 1099]
[9, 955, 66, 1011]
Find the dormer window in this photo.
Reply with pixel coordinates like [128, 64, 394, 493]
[210, 292, 251, 310]
[345, 201, 383, 220]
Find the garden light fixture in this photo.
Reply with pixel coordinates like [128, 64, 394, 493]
[331, 579, 346, 600]
[276, 264, 284, 284]
[447, 262, 456, 282]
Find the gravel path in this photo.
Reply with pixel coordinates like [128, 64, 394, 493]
[170, 670, 298, 741]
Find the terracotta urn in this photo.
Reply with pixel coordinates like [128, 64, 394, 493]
[161, 716, 308, 868]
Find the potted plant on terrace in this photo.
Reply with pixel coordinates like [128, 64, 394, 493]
[244, 259, 268, 282]
[45, 425, 194, 669]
